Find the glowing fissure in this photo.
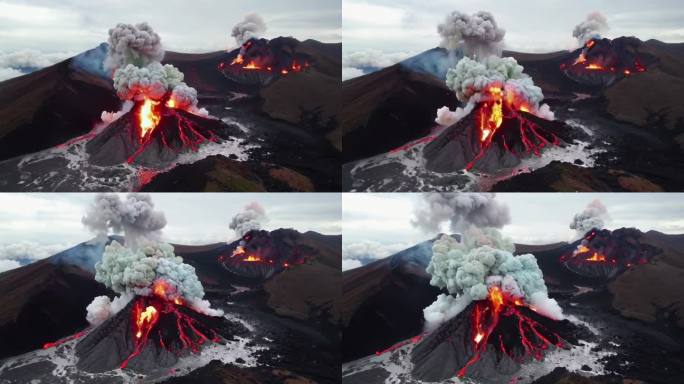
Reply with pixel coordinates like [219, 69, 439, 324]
[456, 287, 565, 378]
[466, 91, 560, 171]
[138, 99, 161, 140]
[221, 40, 310, 75]
[563, 39, 647, 77]
[42, 330, 89, 349]
[120, 296, 220, 369]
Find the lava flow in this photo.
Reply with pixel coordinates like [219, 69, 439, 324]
[465, 86, 559, 171]
[139, 98, 161, 140]
[457, 287, 565, 378]
[220, 38, 311, 78]
[120, 293, 220, 369]
[42, 330, 89, 349]
[561, 38, 648, 79]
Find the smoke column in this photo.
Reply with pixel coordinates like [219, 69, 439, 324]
[229, 202, 267, 238]
[437, 11, 506, 58]
[570, 199, 609, 238]
[84, 194, 222, 325]
[231, 13, 267, 46]
[423, 227, 563, 332]
[573, 12, 609, 46]
[435, 11, 554, 126]
[82, 193, 166, 249]
[101, 22, 208, 118]
[411, 193, 511, 234]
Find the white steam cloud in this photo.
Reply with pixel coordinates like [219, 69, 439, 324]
[229, 202, 267, 238]
[104, 23, 164, 74]
[424, 227, 563, 332]
[435, 11, 554, 126]
[411, 193, 511, 234]
[102, 22, 207, 120]
[85, 194, 222, 325]
[570, 199, 609, 238]
[437, 11, 505, 58]
[231, 13, 267, 46]
[342, 241, 411, 271]
[82, 193, 167, 249]
[0, 50, 73, 81]
[573, 12, 609, 46]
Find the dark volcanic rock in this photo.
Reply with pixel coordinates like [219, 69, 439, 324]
[76, 296, 223, 374]
[342, 64, 458, 162]
[86, 105, 235, 168]
[424, 105, 566, 173]
[410, 302, 581, 383]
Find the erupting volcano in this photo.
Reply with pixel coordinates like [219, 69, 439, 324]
[218, 230, 306, 279]
[560, 37, 651, 86]
[560, 228, 659, 279]
[219, 38, 312, 85]
[411, 286, 568, 381]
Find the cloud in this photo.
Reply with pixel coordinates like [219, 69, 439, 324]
[0, 242, 71, 262]
[0, 49, 73, 81]
[342, 259, 363, 271]
[343, 240, 410, 261]
[342, 66, 364, 80]
[0, 259, 21, 273]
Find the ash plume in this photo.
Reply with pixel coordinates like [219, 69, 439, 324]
[231, 13, 267, 46]
[437, 11, 505, 58]
[82, 193, 166, 248]
[229, 202, 267, 238]
[573, 12, 609, 46]
[411, 193, 510, 234]
[570, 199, 609, 237]
[103, 23, 164, 74]
[424, 227, 563, 332]
[436, 55, 555, 126]
[101, 22, 208, 118]
[84, 194, 223, 325]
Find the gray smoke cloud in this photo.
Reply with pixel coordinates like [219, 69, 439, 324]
[570, 199, 609, 238]
[437, 11, 505, 58]
[436, 55, 555, 126]
[103, 23, 164, 74]
[82, 193, 167, 249]
[84, 194, 222, 325]
[423, 227, 563, 331]
[102, 22, 208, 118]
[231, 13, 267, 46]
[411, 193, 511, 234]
[229, 202, 267, 238]
[573, 12, 609, 46]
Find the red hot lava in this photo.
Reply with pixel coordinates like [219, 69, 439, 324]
[561, 38, 648, 78]
[220, 39, 310, 76]
[42, 330, 90, 349]
[465, 86, 560, 170]
[120, 294, 220, 369]
[457, 287, 565, 378]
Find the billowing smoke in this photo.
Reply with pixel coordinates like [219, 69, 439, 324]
[424, 227, 563, 332]
[570, 199, 609, 238]
[229, 202, 267, 238]
[436, 55, 555, 126]
[411, 193, 511, 234]
[231, 13, 267, 46]
[101, 22, 208, 119]
[82, 193, 166, 249]
[84, 194, 222, 325]
[437, 11, 505, 58]
[103, 23, 164, 74]
[573, 12, 609, 46]
[435, 12, 554, 126]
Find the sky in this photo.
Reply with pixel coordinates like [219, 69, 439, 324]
[342, 0, 684, 77]
[0, 193, 341, 272]
[342, 193, 684, 270]
[0, 0, 340, 80]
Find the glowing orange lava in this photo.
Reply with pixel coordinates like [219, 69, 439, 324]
[243, 255, 262, 262]
[243, 61, 261, 70]
[585, 63, 604, 70]
[231, 54, 244, 65]
[479, 87, 504, 142]
[166, 98, 176, 108]
[135, 305, 158, 339]
[586, 252, 606, 262]
[139, 99, 161, 140]
[586, 40, 596, 49]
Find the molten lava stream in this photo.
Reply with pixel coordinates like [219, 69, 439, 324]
[456, 287, 565, 378]
[42, 329, 89, 349]
[138, 99, 161, 141]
